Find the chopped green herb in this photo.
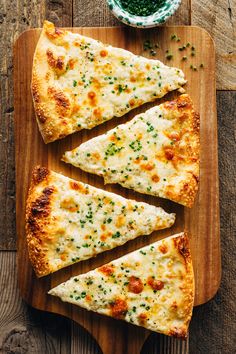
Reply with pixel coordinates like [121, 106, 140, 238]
[143, 39, 152, 50]
[118, 84, 127, 94]
[165, 53, 173, 60]
[129, 140, 142, 152]
[147, 122, 154, 132]
[190, 64, 197, 71]
[82, 243, 89, 248]
[112, 231, 121, 239]
[105, 142, 124, 158]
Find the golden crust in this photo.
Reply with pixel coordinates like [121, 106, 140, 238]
[160, 95, 199, 207]
[25, 166, 55, 277]
[169, 232, 195, 338]
[31, 22, 75, 143]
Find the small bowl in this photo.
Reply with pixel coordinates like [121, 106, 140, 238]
[106, 0, 182, 28]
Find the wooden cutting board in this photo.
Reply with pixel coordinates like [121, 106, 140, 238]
[14, 26, 220, 354]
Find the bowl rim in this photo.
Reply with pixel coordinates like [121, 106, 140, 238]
[106, 0, 182, 28]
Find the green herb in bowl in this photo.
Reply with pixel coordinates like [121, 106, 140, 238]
[106, 0, 182, 28]
[120, 0, 166, 17]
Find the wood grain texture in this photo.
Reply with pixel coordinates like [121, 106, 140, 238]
[0, 0, 72, 250]
[142, 334, 189, 354]
[14, 26, 220, 354]
[0, 0, 235, 353]
[192, 0, 236, 90]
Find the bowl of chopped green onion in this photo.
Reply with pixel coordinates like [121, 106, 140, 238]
[106, 0, 182, 28]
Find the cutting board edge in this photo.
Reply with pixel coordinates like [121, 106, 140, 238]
[14, 25, 216, 46]
[14, 26, 221, 353]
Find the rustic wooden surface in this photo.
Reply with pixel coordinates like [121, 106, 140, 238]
[192, 0, 236, 90]
[14, 25, 219, 354]
[0, 0, 235, 353]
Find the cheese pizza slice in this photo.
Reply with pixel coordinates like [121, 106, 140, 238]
[49, 232, 194, 338]
[32, 21, 186, 143]
[63, 94, 200, 207]
[26, 166, 175, 277]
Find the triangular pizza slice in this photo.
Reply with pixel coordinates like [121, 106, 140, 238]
[49, 232, 194, 338]
[63, 94, 200, 207]
[32, 21, 186, 143]
[26, 166, 175, 277]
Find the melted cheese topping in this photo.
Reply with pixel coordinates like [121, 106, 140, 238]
[63, 94, 199, 207]
[26, 169, 175, 276]
[49, 233, 194, 337]
[32, 21, 186, 142]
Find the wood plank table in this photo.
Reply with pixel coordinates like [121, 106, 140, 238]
[0, 1, 235, 353]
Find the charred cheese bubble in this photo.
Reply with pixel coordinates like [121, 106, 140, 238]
[49, 232, 194, 339]
[63, 94, 200, 208]
[26, 167, 175, 277]
[32, 21, 186, 143]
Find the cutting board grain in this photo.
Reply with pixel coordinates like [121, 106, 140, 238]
[14, 26, 220, 354]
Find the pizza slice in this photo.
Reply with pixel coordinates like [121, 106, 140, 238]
[32, 21, 186, 143]
[63, 94, 200, 208]
[49, 232, 194, 338]
[26, 166, 175, 277]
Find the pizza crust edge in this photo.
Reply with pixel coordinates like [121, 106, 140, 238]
[25, 166, 55, 277]
[168, 232, 195, 338]
[166, 95, 200, 208]
[31, 21, 76, 143]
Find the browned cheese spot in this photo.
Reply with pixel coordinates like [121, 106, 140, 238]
[110, 298, 128, 319]
[98, 264, 114, 276]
